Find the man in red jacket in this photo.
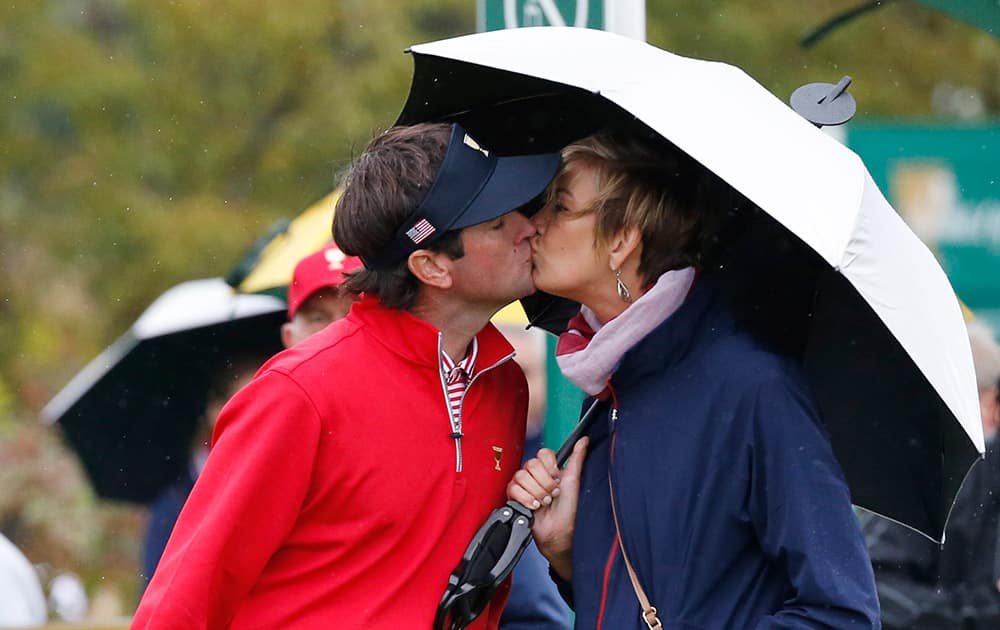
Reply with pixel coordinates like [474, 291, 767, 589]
[281, 242, 363, 348]
[131, 122, 559, 630]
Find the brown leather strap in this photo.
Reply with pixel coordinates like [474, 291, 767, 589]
[609, 474, 663, 630]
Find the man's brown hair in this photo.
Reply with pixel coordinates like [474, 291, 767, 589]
[333, 123, 464, 310]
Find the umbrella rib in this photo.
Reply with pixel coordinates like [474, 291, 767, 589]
[415, 82, 588, 121]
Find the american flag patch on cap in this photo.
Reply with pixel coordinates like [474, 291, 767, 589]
[406, 218, 437, 244]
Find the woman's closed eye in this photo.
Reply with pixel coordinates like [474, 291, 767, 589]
[545, 203, 572, 218]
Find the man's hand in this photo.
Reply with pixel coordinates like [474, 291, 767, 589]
[506, 437, 588, 582]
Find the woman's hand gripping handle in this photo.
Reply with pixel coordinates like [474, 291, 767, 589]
[506, 436, 589, 582]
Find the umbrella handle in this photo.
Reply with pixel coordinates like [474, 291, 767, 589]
[554, 398, 604, 467]
[486, 501, 535, 582]
[435, 501, 535, 630]
[434, 401, 605, 630]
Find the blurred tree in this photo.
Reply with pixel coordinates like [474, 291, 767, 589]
[0, 0, 477, 610]
[648, 0, 1000, 118]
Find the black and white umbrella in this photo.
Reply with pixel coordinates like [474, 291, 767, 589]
[398, 26, 983, 543]
[42, 278, 285, 504]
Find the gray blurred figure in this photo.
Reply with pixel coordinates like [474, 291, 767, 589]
[47, 572, 89, 623]
[863, 319, 1000, 629]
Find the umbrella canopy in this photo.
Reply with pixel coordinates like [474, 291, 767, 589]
[233, 190, 341, 297]
[397, 26, 983, 542]
[42, 278, 286, 504]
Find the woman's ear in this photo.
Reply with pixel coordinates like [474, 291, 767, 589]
[408, 250, 453, 290]
[608, 227, 642, 271]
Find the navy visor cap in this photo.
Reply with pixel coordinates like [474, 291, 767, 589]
[362, 123, 560, 269]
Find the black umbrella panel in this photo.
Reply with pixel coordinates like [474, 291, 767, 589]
[43, 279, 286, 504]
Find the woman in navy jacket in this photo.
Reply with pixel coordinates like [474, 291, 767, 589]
[508, 130, 880, 629]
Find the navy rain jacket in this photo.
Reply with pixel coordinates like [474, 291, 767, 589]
[559, 275, 880, 629]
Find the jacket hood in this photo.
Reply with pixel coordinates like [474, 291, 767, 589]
[613, 273, 733, 387]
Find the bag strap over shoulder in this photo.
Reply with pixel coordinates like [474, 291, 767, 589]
[608, 473, 663, 630]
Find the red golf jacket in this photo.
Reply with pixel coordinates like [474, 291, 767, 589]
[131, 297, 528, 629]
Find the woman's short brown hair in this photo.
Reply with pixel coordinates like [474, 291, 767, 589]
[333, 123, 464, 311]
[553, 131, 745, 285]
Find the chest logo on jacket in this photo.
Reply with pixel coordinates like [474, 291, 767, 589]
[492, 446, 503, 471]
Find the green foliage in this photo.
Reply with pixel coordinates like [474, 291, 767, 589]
[0, 0, 476, 614]
[648, 0, 1000, 117]
[0, 0, 996, 618]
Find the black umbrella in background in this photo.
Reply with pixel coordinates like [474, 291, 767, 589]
[42, 278, 286, 504]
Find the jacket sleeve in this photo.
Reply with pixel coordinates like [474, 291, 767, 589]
[131, 370, 322, 630]
[747, 375, 882, 629]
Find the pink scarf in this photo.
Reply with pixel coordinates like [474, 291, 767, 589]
[555, 267, 696, 396]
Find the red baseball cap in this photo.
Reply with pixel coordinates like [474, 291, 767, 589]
[287, 243, 363, 319]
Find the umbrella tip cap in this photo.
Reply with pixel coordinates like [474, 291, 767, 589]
[790, 76, 857, 127]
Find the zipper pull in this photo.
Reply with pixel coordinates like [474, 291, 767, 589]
[605, 383, 620, 433]
[451, 431, 463, 472]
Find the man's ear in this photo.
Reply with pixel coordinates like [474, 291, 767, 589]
[408, 249, 453, 289]
[607, 227, 642, 271]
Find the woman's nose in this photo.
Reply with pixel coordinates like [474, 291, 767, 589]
[531, 206, 552, 232]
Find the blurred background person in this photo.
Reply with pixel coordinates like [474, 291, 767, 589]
[141, 351, 270, 587]
[282, 243, 364, 348]
[863, 319, 1000, 629]
[500, 326, 548, 460]
[975, 320, 1000, 439]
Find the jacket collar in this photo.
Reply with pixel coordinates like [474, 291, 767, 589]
[348, 295, 515, 369]
[612, 273, 734, 387]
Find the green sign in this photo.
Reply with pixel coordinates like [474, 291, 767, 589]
[915, 0, 1000, 38]
[479, 0, 604, 32]
[847, 124, 1000, 331]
